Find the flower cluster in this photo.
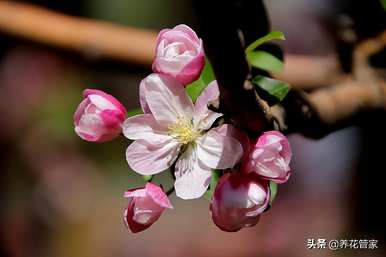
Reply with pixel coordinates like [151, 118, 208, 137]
[73, 24, 292, 233]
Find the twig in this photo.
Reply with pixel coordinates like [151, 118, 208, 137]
[0, 1, 157, 65]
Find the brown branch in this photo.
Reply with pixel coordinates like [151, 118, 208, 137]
[280, 30, 386, 138]
[353, 30, 386, 82]
[310, 80, 386, 125]
[273, 54, 346, 90]
[0, 1, 352, 91]
[0, 1, 157, 65]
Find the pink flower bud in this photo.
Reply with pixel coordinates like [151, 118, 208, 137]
[74, 89, 127, 142]
[210, 172, 270, 232]
[123, 183, 173, 233]
[245, 131, 292, 184]
[152, 24, 205, 85]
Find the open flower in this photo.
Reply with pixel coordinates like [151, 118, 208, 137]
[124, 183, 173, 233]
[74, 89, 127, 142]
[123, 74, 243, 199]
[244, 131, 292, 184]
[210, 172, 270, 232]
[152, 24, 205, 85]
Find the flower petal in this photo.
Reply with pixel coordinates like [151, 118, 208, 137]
[174, 145, 212, 199]
[193, 81, 223, 130]
[212, 124, 250, 162]
[126, 139, 180, 175]
[173, 24, 200, 42]
[84, 89, 127, 114]
[123, 188, 147, 198]
[122, 114, 170, 144]
[145, 183, 173, 209]
[139, 80, 152, 114]
[175, 44, 205, 85]
[142, 74, 194, 125]
[74, 98, 90, 125]
[196, 129, 243, 169]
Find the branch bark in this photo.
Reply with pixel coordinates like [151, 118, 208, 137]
[0, 1, 157, 65]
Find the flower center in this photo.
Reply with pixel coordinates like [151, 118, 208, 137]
[168, 118, 198, 145]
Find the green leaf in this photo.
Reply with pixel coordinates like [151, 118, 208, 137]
[204, 170, 221, 200]
[252, 75, 291, 102]
[142, 175, 153, 182]
[246, 50, 284, 73]
[127, 108, 143, 117]
[185, 58, 215, 102]
[381, 0, 386, 11]
[245, 31, 285, 53]
[269, 181, 278, 205]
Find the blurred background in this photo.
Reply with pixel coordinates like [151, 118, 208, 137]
[0, 0, 385, 257]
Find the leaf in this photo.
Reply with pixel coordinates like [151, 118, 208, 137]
[246, 50, 284, 73]
[185, 58, 215, 102]
[127, 108, 143, 117]
[381, 0, 386, 11]
[245, 31, 285, 53]
[204, 170, 221, 200]
[269, 181, 278, 205]
[252, 75, 291, 103]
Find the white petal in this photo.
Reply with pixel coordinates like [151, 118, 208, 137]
[139, 80, 151, 114]
[143, 74, 194, 125]
[126, 139, 180, 175]
[196, 130, 243, 169]
[174, 145, 212, 199]
[122, 114, 170, 144]
[88, 94, 117, 111]
[194, 81, 220, 113]
[193, 81, 223, 130]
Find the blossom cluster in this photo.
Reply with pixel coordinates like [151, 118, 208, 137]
[73, 24, 292, 233]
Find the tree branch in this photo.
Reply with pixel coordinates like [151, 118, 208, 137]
[0, 1, 156, 65]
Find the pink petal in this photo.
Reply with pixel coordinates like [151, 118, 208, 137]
[244, 131, 292, 184]
[196, 130, 243, 169]
[193, 80, 223, 130]
[174, 145, 212, 199]
[141, 74, 194, 125]
[261, 131, 292, 165]
[122, 114, 169, 144]
[100, 110, 125, 129]
[145, 183, 173, 209]
[175, 45, 205, 85]
[123, 188, 147, 198]
[213, 124, 250, 163]
[173, 24, 200, 42]
[75, 114, 107, 141]
[160, 30, 199, 50]
[126, 139, 180, 175]
[73, 98, 90, 125]
[124, 197, 163, 233]
[194, 80, 219, 112]
[152, 24, 204, 85]
[139, 80, 152, 114]
[154, 55, 192, 77]
[123, 183, 172, 233]
[83, 89, 127, 114]
[210, 172, 270, 232]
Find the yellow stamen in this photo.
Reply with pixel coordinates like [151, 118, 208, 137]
[168, 118, 199, 145]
